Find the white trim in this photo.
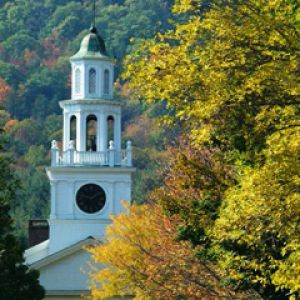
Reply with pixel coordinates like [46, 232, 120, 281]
[59, 99, 122, 108]
[46, 166, 136, 175]
[49, 219, 112, 225]
[29, 238, 98, 269]
[46, 290, 89, 296]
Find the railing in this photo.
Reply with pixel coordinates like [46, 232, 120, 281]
[51, 140, 132, 167]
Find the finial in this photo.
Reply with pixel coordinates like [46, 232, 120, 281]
[126, 140, 132, 149]
[93, 0, 96, 28]
[51, 140, 58, 150]
[109, 140, 115, 150]
[69, 140, 75, 150]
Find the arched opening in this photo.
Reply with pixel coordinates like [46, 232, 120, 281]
[75, 68, 81, 94]
[104, 69, 110, 95]
[107, 115, 114, 145]
[70, 115, 77, 147]
[89, 68, 96, 94]
[86, 115, 97, 151]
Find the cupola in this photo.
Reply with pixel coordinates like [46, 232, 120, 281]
[71, 27, 108, 60]
[70, 27, 114, 100]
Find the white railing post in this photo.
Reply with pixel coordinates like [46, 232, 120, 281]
[68, 140, 75, 165]
[109, 140, 115, 167]
[126, 140, 132, 167]
[51, 140, 59, 166]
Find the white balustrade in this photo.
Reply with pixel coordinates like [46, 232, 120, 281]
[50, 140, 133, 167]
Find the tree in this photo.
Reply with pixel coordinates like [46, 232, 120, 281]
[123, 0, 299, 154]
[122, 0, 300, 298]
[0, 138, 45, 300]
[0, 77, 11, 104]
[150, 141, 235, 247]
[214, 127, 300, 299]
[89, 203, 259, 300]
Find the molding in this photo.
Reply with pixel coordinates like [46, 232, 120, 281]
[46, 166, 136, 175]
[60, 99, 121, 108]
[46, 290, 89, 296]
[70, 56, 114, 63]
[49, 219, 111, 225]
[30, 237, 99, 270]
[25, 239, 49, 256]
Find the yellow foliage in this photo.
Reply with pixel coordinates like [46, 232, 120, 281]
[213, 127, 300, 297]
[119, 0, 300, 297]
[123, 0, 299, 150]
[88, 204, 258, 299]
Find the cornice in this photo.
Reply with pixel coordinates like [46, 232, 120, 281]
[59, 99, 122, 108]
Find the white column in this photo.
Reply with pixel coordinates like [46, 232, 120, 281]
[114, 114, 121, 152]
[83, 63, 88, 99]
[100, 113, 107, 152]
[110, 65, 114, 98]
[49, 181, 57, 219]
[96, 112, 101, 152]
[71, 63, 74, 99]
[78, 112, 86, 151]
[63, 112, 70, 151]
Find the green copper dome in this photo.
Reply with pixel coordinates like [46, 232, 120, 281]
[71, 27, 109, 60]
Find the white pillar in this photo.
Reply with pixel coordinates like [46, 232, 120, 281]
[49, 181, 57, 219]
[126, 140, 132, 167]
[63, 113, 70, 151]
[109, 140, 115, 167]
[99, 113, 107, 152]
[51, 140, 59, 166]
[96, 112, 101, 152]
[78, 112, 86, 151]
[110, 65, 114, 98]
[76, 112, 80, 151]
[114, 114, 121, 152]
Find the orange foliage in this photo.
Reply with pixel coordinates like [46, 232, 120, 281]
[124, 115, 155, 148]
[89, 204, 260, 300]
[4, 119, 18, 131]
[41, 31, 62, 68]
[0, 78, 11, 103]
[24, 49, 38, 65]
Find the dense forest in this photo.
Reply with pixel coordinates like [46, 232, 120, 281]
[0, 0, 174, 243]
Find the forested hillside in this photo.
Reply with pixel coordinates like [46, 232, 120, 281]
[0, 0, 174, 244]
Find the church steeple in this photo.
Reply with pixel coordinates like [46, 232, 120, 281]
[25, 12, 135, 299]
[45, 25, 134, 254]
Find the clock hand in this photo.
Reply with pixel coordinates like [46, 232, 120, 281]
[91, 192, 103, 201]
[78, 194, 91, 201]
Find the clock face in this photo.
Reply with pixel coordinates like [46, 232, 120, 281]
[76, 184, 106, 214]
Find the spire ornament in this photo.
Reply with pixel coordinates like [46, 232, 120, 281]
[93, 0, 96, 28]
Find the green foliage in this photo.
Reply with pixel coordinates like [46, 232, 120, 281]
[214, 127, 300, 299]
[0, 139, 44, 300]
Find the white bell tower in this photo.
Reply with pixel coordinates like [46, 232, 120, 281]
[44, 26, 134, 255]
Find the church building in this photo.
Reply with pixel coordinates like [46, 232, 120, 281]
[25, 25, 135, 299]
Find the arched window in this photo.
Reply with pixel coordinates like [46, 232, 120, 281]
[107, 115, 114, 144]
[86, 115, 97, 151]
[70, 115, 77, 146]
[89, 68, 96, 94]
[104, 69, 110, 95]
[75, 68, 81, 94]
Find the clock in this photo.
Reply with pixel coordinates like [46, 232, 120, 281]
[76, 184, 106, 214]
